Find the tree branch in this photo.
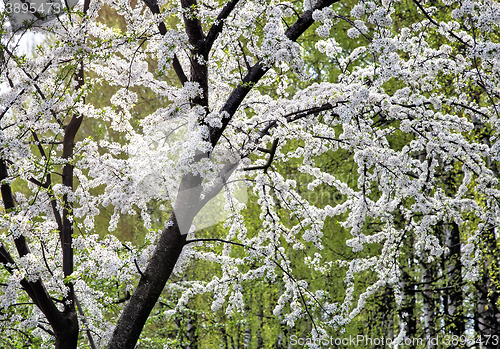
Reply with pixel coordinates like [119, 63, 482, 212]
[238, 40, 251, 71]
[0, 58, 53, 122]
[256, 102, 343, 142]
[142, 0, 188, 85]
[204, 0, 241, 56]
[181, 0, 209, 107]
[185, 238, 248, 248]
[243, 138, 278, 172]
[209, 0, 341, 148]
[60, 65, 84, 314]
[74, 294, 97, 349]
[181, 0, 205, 49]
[0, 159, 69, 341]
[412, 0, 470, 46]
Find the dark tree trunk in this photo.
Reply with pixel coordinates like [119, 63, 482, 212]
[221, 324, 229, 349]
[380, 289, 394, 341]
[243, 315, 251, 349]
[444, 222, 464, 335]
[422, 262, 435, 349]
[256, 301, 263, 348]
[399, 232, 416, 347]
[399, 271, 416, 347]
[106, 213, 188, 348]
[186, 315, 198, 349]
[476, 273, 499, 348]
[54, 313, 79, 349]
[477, 228, 500, 347]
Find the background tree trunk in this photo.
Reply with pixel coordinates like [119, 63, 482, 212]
[444, 222, 464, 335]
[422, 262, 435, 349]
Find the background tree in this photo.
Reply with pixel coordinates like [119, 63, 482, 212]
[1, 0, 500, 348]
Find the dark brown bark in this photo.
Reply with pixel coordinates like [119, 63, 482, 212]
[53, 312, 79, 349]
[0, 160, 16, 212]
[50, 63, 87, 348]
[204, 0, 241, 56]
[0, 4, 90, 347]
[243, 139, 279, 172]
[210, 0, 340, 149]
[107, 214, 187, 348]
[180, 0, 209, 108]
[107, 172, 201, 348]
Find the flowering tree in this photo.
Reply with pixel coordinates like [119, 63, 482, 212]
[1, 0, 500, 347]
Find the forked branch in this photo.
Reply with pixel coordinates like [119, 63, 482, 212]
[142, 0, 188, 85]
[243, 139, 279, 172]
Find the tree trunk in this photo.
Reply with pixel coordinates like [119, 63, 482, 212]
[106, 214, 188, 349]
[422, 262, 435, 349]
[399, 231, 416, 347]
[221, 324, 229, 349]
[477, 228, 500, 347]
[235, 322, 241, 349]
[399, 270, 416, 348]
[256, 301, 263, 348]
[380, 289, 394, 341]
[54, 313, 79, 349]
[186, 315, 198, 349]
[108, 170, 205, 348]
[243, 320, 251, 349]
[444, 222, 464, 335]
[477, 273, 495, 346]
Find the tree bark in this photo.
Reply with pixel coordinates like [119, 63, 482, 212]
[379, 289, 394, 342]
[1, 156, 80, 348]
[476, 272, 498, 347]
[186, 314, 198, 349]
[444, 222, 464, 335]
[422, 262, 435, 349]
[53, 313, 79, 349]
[256, 301, 263, 348]
[108, 219, 187, 348]
[107, 172, 201, 349]
[399, 270, 416, 348]
[476, 228, 500, 347]
[243, 313, 251, 349]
